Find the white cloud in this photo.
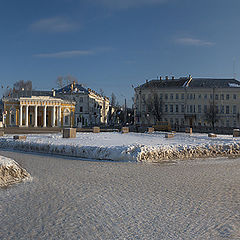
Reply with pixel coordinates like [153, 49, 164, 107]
[176, 37, 214, 46]
[34, 50, 94, 58]
[30, 17, 79, 33]
[93, 0, 167, 9]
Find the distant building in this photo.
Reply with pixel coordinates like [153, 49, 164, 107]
[55, 83, 110, 127]
[8, 83, 110, 127]
[134, 75, 240, 129]
[3, 96, 75, 127]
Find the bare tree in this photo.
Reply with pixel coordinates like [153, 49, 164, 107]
[99, 88, 105, 97]
[13, 80, 32, 92]
[144, 93, 164, 123]
[57, 75, 78, 88]
[3, 86, 12, 97]
[64, 75, 77, 85]
[111, 93, 117, 107]
[56, 76, 64, 88]
[204, 103, 219, 130]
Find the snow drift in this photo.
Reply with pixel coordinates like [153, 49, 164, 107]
[0, 156, 31, 187]
[0, 132, 240, 162]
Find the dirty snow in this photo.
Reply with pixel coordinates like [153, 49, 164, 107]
[1, 132, 240, 162]
[0, 155, 31, 187]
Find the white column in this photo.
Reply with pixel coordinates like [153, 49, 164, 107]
[25, 105, 29, 127]
[34, 106, 38, 127]
[19, 105, 23, 127]
[52, 106, 56, 127]
[58, 106, 61, 126]
[43, 106, 47, 127]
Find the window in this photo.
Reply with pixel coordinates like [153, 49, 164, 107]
[181, 119, 184, 125]
[220, 106, 224, 114]
[226, 94, 229, 100]
[64, 116, 69, 125]
[165, 94, 168, 100]
[176, 105, 179, 113]
[190, 94, 193, 99]
[63, 108, 71, 126]
[170, 94, 173, 100]
[175, 118, 179, 125]
[221, 120, 224, 127]
[80, 106, 83, 112]
[181, 105, 184, 113]
[11, 114, 15, 125]
[165, 105, 168, 112]
[221, 94, 224, 100]
[234, 121, 237, 127]
[194, 105, 196, 113]
[226, 120, 230, 127]
[198, 94, 201, 99]
[198, 105, 201, 113]
[204, 94, 207, 99]
[79, 97, 83, 102]
[190, 105, 193, 113]
[170, 105, 173, 112]
[233, 105, 237, 114]
[226, 106, 230, 114]
[215, 94, 218, 100]
[233, 94, 237, 100]
[181, 94, 184, 99]
[204, 105, 207, 113]
[159, 94, 163, 99]
[176, 94, 179, 100]
[216, 106, 219, 113]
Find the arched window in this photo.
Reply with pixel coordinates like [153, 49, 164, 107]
[9, 107, 16, 126]
[63, 108, 70, 126]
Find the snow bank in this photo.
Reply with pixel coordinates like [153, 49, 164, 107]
[0, 132, 240, 162]
[0, 156, 31, 187]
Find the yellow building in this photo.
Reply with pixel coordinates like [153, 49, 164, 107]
[3, 96, 75, 127]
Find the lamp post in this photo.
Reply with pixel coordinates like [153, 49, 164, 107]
[146, 113, 150, 126]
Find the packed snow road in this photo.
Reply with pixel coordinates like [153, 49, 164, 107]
[0, 150, 239, 239]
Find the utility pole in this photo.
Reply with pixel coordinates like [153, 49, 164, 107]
[124, 98, 127, 124]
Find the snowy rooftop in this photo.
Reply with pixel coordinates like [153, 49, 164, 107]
[138, 77, 240, 89]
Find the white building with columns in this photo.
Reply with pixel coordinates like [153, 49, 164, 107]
[3, 96, 75, 127]
[55, 83, 110, 127]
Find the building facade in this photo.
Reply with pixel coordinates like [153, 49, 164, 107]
[134, 76, 240, 129]
[3, 96, 75, 127]
[8, 83, 110, 127]
[55, 84, 110, 127]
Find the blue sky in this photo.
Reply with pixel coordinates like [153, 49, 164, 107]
[1, 0, 240, 105]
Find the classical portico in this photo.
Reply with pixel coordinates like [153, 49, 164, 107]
[3, 96, 75, 127]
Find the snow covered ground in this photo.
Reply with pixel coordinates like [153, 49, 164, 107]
[0, 155, 31, 187]
[0, 150, 239, 239]
[0, 132, 240, 162]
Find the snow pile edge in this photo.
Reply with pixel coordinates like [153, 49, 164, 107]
[138, 143, 240, 162]
[0, 156, 31, 187]
[1, 137, 240, 162]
